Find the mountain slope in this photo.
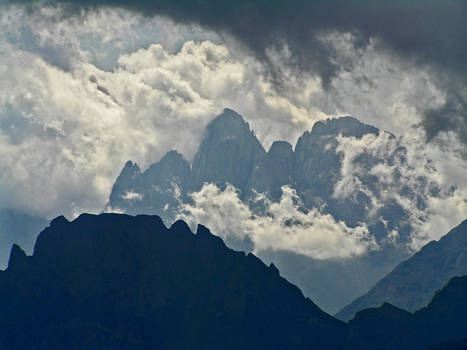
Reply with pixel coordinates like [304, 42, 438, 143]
[337, 219, 467, 321]
[346, 275, 467, 349]
[0, 213, 345, 350]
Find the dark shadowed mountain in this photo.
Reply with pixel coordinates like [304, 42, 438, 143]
[1, 213, 465, 349]
[337, 219, 467, 321]
[346, 275, 467, 350]
[0, 208, 47, 269]
[106, 108, 440, 313]
[0, 213, 346, 350]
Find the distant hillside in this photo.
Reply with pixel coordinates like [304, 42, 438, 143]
[337, 219, 467, 321]
[0, 213, 346, 349]
[346, 275, 467, 349]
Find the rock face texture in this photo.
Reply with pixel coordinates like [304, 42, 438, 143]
[106, 108, 440, 313]
[0, 213, 345, 350]
[337, 219, 467, 321]
[191, 108, 267, 194]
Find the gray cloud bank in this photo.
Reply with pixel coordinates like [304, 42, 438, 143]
[4, 0, 467, 144]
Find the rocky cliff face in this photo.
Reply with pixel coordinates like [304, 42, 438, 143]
[191, 108, 267, 194]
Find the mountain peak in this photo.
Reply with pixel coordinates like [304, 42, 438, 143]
[144, 150, 190, 179]
[192, 109, 266, 192]
[268, 141, 293, 157]
[160, 150, 185, 162]
[117, 160, 141, 183]
[7, 244, 27, 270]
[310, 116, 379, 139]
[206, 108, 252, 139]
[123, 160, 140, 173]
[49, 215, 69, 227]
[170, 219, 192, 235]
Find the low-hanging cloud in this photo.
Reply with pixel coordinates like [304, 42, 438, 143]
[177, 184, 378, 260]
[333, 131, 467, 249]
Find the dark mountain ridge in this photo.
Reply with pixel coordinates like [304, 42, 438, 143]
[0, 213, 345, 350]
[1, 213, 465, 349]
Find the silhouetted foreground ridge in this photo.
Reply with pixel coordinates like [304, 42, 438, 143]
[0, 213, 465, 349]
[0, 213, 345, 350]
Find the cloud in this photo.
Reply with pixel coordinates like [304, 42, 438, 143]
[121, 191, 143, 201]
[0, 6, 322, 218]
[333, 131, 467, 249]
[0, 5, 464, 231]
[177, 184, 378, 260]
[4, 0, 467, 144]
[5, 0, 466, 80]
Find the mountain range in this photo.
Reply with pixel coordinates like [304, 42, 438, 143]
[107, 108, 439, 312]
[0, 213, 465, 349]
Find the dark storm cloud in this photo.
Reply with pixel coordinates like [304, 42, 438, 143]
[4, 0, 467, 142]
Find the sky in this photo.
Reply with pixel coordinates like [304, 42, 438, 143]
[0, 0, 465, 258]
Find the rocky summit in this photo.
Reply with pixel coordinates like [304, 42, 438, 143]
[106, 109, 440, 313]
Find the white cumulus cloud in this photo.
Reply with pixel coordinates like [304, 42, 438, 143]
[177, 184, 378, 260]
